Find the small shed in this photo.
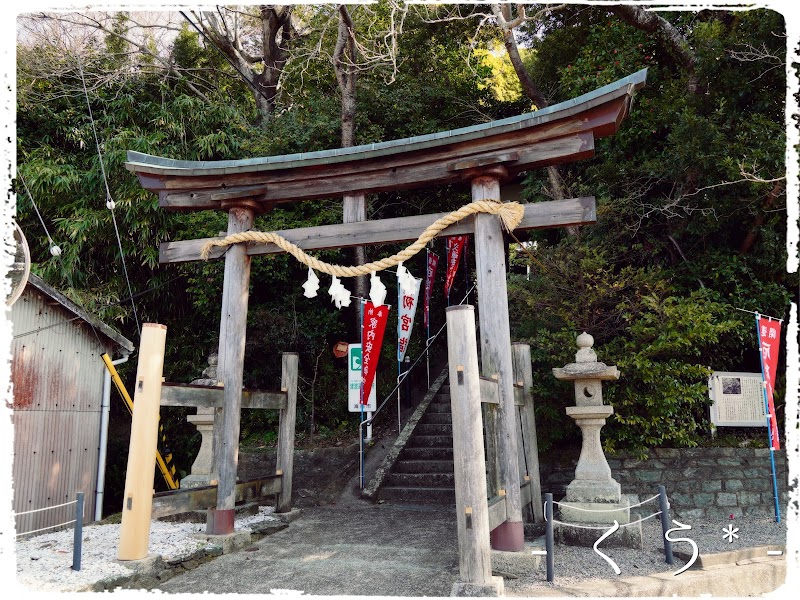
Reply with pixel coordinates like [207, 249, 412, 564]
[9, 274, 134, 535]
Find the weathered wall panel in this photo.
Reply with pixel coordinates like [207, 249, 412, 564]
[10, 286, 119, 534]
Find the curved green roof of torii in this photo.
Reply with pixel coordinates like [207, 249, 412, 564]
[126, 69, 647, 210]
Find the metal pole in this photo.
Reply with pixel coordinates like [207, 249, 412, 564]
[754, 313, 782, 523]
[658, 485, 674, 565]
[545, 493, 554, 582]
[404, 356, 411, 408]
[72, 492, 84, 571]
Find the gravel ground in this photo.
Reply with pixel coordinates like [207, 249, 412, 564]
[13, 506, 279, 593]
[507, 515, 787, 593]
[13, 508, 787, 594]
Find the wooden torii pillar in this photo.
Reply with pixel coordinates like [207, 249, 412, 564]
[125, 70, 646, 538]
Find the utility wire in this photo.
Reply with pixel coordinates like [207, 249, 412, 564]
[17, 172, 59, 255]
[77, 53, 141, 339]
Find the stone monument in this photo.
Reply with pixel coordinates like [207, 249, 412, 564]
[552, 333, 641, 548]
[180, 353, 220, 489]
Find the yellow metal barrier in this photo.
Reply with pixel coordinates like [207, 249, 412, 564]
[102, 353, 179, 490]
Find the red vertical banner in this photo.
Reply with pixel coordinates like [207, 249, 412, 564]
[424, 251, 438, 330]
[757, 316, 782, 449]
[361, 302, 390, 404]
[444, 235, 467, 298]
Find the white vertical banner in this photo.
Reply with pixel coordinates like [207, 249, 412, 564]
[397, 277, 422, 362]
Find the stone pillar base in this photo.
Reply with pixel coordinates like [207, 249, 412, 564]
[451, 576, 504, 597]
[490, 542, 545, 577]
[565, 478, 621, 505]
[559, 495, 633, 524]
[555, 519, 643, 550]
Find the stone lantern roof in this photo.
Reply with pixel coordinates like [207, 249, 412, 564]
[552, 332, 620, 381]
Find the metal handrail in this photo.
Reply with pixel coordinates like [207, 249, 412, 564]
[359, 283, 476, 487]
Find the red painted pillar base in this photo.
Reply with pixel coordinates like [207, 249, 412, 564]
[490, 520, 525, 551]
[206, 508, 235, 535]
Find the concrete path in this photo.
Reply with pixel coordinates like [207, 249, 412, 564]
[157, 503, 461, 596]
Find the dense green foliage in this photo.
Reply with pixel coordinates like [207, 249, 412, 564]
[509, 7, 793, 456]
[14, 3, 794, 485]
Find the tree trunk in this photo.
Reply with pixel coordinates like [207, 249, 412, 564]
[335, 5, 367, 329]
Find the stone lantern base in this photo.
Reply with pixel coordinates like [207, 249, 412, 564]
[555, 494, 643, 549]
[554, 495, 644, 550]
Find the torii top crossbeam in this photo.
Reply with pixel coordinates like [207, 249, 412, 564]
[126, 70, 647, 211]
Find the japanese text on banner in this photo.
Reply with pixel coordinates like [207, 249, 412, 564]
[757, 316, 782, 450]
[361, 301, 390, 404]
[444, 236, 467, 298]
[424, 251, 438, 330]
[397, 277, 421, 362]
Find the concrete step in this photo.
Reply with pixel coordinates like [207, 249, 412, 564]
[420, 412, 452, 424]
[401, 447, 454, 461]
[431, 392, 451, 403]
[388, 472, 455, 488]
[439, 384, 451, 394]
[415, 423, 453, 435]
[407, 435, 453, 448]
[426, 402, 452, 413]
[377, 486, 455, 504]
[393, 459, 454, 474]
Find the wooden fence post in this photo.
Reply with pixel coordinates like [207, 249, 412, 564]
[512, 343, 544, 523]
[447, 305, 503, 597]
[276, 352, 299, 513]
[118, 323, 167, 560]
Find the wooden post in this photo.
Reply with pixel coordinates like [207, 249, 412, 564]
[472, 171, 524, 551]
[276, 352, 299, 513]
[208, 203, 254, 535]
[512, 343, 544, 523]
[343, 193, 367, 307]
[447, 306, 502, 596]
[118, 323, 167, 560]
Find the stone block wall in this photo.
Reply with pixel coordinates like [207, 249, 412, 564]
[540, 448, 789, 520]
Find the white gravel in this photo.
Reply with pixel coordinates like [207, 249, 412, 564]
[507, 515, 787, 592]
[14, 506, 279, 593]
[13, 509, 787, 594]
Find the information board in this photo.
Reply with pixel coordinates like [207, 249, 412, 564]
[348, 344, 376, 412]
[708, 372, 766, 427]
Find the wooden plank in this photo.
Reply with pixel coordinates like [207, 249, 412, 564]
[520, 480, 532, 508]
[474, 174, 524, 550]
[159, 197, 596, 264]
[155, 133, 595, 208]
[212, 206, 253, 526]
[512, 343, 544, 523]
[513, 383, 525, 407]
[479, 377, 499, 404]
[160, 383, 287, 410]
[275, 353, 298, 513]
[488, 495, 508, 532]
[151, 475, 282, 519]
[446, 306, 493, 585]
[489, 486, 532, 532]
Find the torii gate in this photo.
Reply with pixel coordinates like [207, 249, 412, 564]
[126, 70, 646, 549]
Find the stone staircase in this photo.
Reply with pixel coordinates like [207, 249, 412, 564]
[376, 382, 456, 504]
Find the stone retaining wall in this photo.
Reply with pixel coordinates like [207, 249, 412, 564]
[540, 448, 789, 520]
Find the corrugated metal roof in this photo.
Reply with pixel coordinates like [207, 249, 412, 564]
[21, 274, 134, 352]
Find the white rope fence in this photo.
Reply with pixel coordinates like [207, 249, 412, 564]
[14, 492, 86, 571]
[549, 510, 663, 530]
[542, 486, 678, 582]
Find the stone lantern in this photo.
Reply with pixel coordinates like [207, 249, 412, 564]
[552, 333, 641, 547]
[181, 353, 220, 489]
